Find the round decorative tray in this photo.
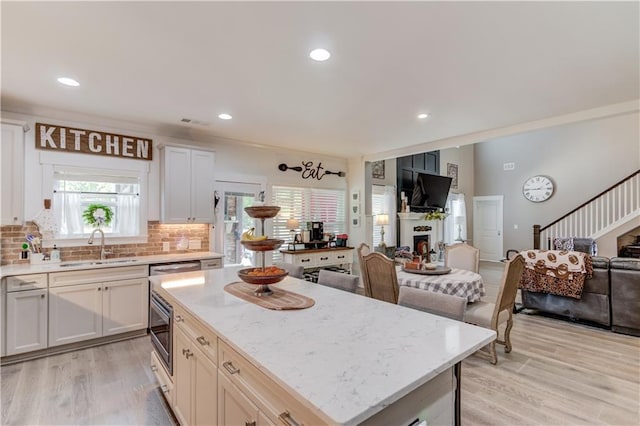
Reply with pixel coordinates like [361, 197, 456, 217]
[240, 239, 284, 251]
[244, 206, 281, 219]
[401, 266, 452, 275]
[237, 267, 289, 296]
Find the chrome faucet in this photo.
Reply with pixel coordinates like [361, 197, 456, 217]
[88, 228, 111, 260]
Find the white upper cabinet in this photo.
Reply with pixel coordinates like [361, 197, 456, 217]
[1, 121, 26, 225]
[160, 146, 215, 223]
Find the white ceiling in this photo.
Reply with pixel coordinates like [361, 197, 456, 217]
[2, 1, 638, 159]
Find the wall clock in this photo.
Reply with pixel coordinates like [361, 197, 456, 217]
[522, 175, 554, 202]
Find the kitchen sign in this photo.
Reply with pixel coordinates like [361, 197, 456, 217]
[35, 123, 152, 161]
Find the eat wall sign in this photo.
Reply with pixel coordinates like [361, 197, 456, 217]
[35, 122, 153, 161]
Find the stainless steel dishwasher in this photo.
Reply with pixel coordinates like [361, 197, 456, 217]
[149, 257, 222, 276]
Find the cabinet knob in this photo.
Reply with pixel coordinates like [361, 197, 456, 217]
[151, 364, 158, 372]
[278, 411, 301, 426]
[40, 294, 45, 298]
[97, 288, 101, 291]
[182, 348, 193, 359]
[175, 315, 183, 322]
[160, 384, 170, 394]
[222, 361, 240, 375]
[196, 336, 210, 346]
[104, 286, 109, 290]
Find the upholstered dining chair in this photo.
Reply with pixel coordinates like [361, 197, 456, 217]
[317, 270, 359, 293]
[274, 262, 305, 279]
[445, 243, 480, 273]
[398, 286, 467, 321]
[357, 243, 372, 292]
[360, 252, 399, 303]
[463, 254, 526, 364]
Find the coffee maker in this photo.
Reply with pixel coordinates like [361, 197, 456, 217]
[310, 222, 324, 241]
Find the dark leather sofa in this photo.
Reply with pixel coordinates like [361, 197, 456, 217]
[610, 257, 640, 336]
[521, 256, 640, 336]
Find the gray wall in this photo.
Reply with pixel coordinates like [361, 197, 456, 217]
[474, 111, 639, 251]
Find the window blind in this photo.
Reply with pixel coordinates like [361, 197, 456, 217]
[271, 186, 346, 262]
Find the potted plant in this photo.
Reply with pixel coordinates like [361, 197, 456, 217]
[424, 210, 447, 221]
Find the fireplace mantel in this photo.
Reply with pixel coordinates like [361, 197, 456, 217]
[397, 212, 443, 253]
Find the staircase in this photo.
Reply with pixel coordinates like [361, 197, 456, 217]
[533, 170, 640, 249]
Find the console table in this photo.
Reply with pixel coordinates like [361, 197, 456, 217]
[280, 247, 354, 273]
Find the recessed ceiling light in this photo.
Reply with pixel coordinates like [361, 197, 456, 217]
[309, 48, 331, 61]
[417, 113, 429, 119]
[57, 77, 79, 87]
[218, 113, 232, 120]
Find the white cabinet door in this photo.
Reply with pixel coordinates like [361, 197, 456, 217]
[190, 149, 215, 223]
[218, 372, 259, 426]
[6, 289, 48, 355]
[193, 344, 218, 426]
[161, 146, 215, 224]
[49, 283, 102, 346]
[162, 146, 192, 223]
[173, 324, 218, 426]
[173, 325, 192, 426]
[102, 278, 148, 336]
[1, 122, 25, 225]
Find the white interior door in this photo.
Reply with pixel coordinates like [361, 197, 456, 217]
[214, 181, 262, 267]
[473, 196, 504, 261]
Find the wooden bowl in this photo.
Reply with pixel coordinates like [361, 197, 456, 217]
[240, 239, 284, 251]
[244, 206, 281, 219]
[237, 267, 288, 285]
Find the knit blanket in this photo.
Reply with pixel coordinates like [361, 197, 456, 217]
[518, 249, 593, 299]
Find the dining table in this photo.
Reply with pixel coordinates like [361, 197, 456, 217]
[396, 265, 486, 302]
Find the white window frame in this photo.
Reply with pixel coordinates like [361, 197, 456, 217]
[40, 152, 149, 247]
[372, 185, 397, 247]
[271, 185, 347, 262]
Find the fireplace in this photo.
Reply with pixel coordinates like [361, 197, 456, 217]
[398, 212, 442, 254]
[413, 235, 431, 256]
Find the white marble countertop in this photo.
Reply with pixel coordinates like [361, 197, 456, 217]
[151, 269, 496, 426]
[0, 251, 223, 279]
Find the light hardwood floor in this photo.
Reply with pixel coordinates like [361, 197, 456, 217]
[1, 337, 177, 425]
[1, 263, 638, 425]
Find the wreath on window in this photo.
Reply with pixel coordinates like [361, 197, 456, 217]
[82, 204, 113, 228]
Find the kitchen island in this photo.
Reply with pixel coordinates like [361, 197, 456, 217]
[150, 268, 495, 426]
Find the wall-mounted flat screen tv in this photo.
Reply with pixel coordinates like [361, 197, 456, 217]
[410, 172, 452, 212]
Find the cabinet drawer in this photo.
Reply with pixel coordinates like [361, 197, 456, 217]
[218, 340, 325, 426]
[329, 250, 353, 265]
[50, 265, 148, 287]
[174, 306, 218, 366]
[151, 350, 174, 405]
[201, 258, 223, 269]
[6, 274, 47, 292]
[316, 253, 332, 266]
[290, 254, 316, 268]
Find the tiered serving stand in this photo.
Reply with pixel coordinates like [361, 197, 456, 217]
[237, 206, 287, 296]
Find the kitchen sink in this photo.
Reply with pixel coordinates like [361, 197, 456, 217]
[60, 259, 139, 267]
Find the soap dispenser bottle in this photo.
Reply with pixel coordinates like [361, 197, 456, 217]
[50, 244, 61, 262]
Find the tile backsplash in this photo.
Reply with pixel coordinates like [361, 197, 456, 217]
[0, 221, 210, 265]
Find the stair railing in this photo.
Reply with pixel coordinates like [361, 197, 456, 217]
[533, 170, 639, 249]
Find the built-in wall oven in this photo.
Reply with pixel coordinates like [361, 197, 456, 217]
[149, 291, 173, 375]
[148, 258, 222, 375]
